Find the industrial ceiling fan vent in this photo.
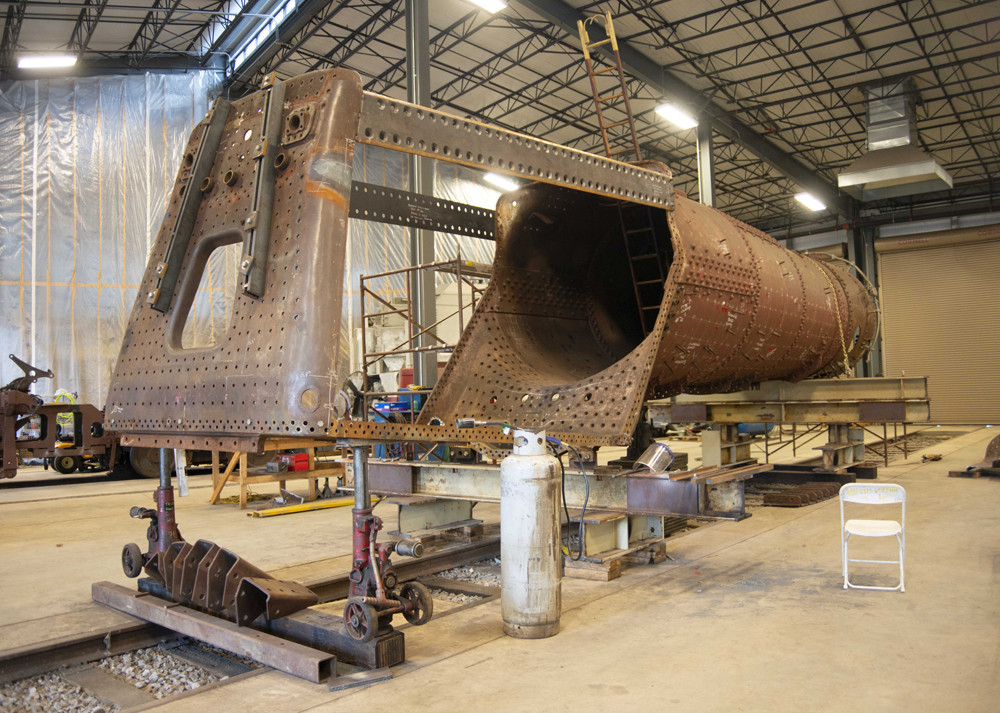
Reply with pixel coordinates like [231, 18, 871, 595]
[838, 78, 953, 201]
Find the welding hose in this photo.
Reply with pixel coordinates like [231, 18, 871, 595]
[547, 436, 589, 562]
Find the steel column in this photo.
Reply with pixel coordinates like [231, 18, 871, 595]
[159, 448, 171, 489]
[406, 0, 437, 388]
[353, 446, 370, 510]
[696, 121, 715, 208]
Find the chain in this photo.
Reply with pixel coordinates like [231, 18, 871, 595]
[816, 262, 851, 375]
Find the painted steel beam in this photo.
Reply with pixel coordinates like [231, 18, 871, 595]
[649, 377, 931, 423]
[368, 460, 753, 521]
[406, 0, 436, 388]
[124, 0, 186, 68]
[68, 0, 110, 58]
[510, 0, 853, 218]
[696, 122, 715, 208]
[0, 0, 27, 79]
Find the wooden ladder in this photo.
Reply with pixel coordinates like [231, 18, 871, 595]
[577, 12, 642, 162]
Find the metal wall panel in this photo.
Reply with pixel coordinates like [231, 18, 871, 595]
[879, 239, 1000, 423]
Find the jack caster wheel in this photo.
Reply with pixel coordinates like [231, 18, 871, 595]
[399, 581, 433, 626]
[122, 543, 144, 578]
[53, 454, 79, 474]
[344, 599, 378, 642]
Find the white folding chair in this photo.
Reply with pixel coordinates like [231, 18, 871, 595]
[839, 483, 905, 592]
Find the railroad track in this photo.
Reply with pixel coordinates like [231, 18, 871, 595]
[0, 537, 501, 708]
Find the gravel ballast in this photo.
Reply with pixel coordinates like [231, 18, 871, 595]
[97, 646, 221, 699]
[0, 672, 117, 713]
[434, 556, 501, 587]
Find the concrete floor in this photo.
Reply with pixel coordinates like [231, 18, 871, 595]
[2, 426, 998, 711]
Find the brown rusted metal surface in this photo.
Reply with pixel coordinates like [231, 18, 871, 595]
[106, 68, 675, 449]
[142, 538, 317, 625]
[762, 482, 841, 507]
[106, 69, 363, 443]
[418, 186, 877, 445]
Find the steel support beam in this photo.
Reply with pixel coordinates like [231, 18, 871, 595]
[226, 0, 347, 93]
[406, 0, 437, 388]
[68, 0, 109, 58]
[696, 121, 715, 208]
[511, 0, 852, 218]
[0, 0, 26, 78]
[124, 0, 185, 68]
[4, 54, 214, 81]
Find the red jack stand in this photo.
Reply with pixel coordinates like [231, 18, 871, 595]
[120, 448, 317, 624]
[122, 449, 182, 576]
[343, 445, 432, 642]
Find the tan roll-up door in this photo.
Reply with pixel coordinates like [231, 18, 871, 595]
[878, 238, 1000, 423]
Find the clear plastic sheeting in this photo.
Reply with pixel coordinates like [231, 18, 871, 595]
[0, 73, 220, 404]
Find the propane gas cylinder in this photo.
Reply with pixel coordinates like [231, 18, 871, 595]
[500, 429, 561, 638]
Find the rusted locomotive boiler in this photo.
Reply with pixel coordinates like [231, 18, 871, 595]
[418, 183, 877, 446]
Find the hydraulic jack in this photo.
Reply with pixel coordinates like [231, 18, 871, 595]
[343, 445, 433, 642]
[120, 448, 317, 623]
[121, 449, 182, 577]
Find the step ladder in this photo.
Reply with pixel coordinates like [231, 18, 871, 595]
[577, 12, 642, 162]
[618, 204, 667, 337]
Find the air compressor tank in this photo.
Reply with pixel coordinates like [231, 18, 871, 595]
[500, 429, 562, 639]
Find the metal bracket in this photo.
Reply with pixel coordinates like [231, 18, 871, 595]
[349, 181, 495, 240]
[149, 97, 232, 312]
[241, 78, 286, 299]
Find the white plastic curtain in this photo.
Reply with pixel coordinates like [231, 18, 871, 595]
[1, 74, 497, 407]
[0, 73, 220, 403]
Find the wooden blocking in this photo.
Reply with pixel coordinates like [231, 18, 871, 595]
[388, 530, 439, 547]
[564, 556, 621, 581]
[442, 522, 484, 542]
[265, 609, 405, 670]
[621, 541, 667, 566]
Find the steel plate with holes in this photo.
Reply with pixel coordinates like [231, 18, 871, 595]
[349, 182, 495, 239]
[106, 67, 678, 449]
[418, 188, 877, 445]
[106, 69, 363, 443]
[356, 93, 674, 210]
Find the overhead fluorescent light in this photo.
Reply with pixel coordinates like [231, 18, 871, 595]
[795, 193, 825, 211]
[655, 103, 697, 130]
[469, 0, 506, 12]
[18, 55, 77, 69]
[484, 172, 519, 192]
